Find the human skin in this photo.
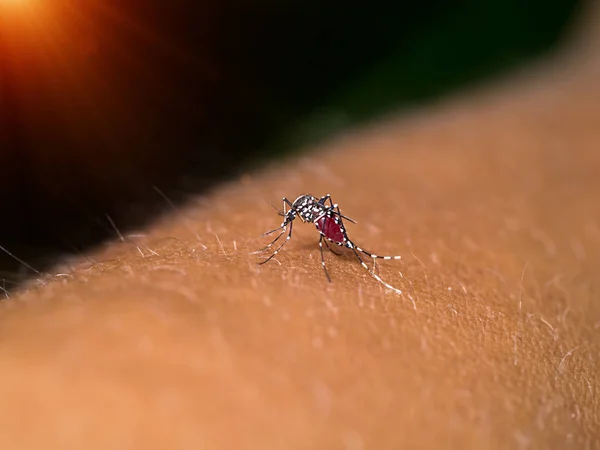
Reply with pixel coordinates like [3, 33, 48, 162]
[1, 8, 600, 450]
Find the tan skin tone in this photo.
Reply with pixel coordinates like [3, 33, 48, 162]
[2, 8, 600, 450]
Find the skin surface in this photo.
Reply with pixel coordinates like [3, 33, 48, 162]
[1, 6, 600, 450]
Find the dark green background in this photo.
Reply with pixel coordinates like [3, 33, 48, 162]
[258, 0, 580, 150]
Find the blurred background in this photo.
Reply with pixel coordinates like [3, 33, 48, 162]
[0, 0, 583, 279]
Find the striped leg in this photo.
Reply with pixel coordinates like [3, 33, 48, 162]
[255, 224, 286, 253]
[256, 197, 293, 253]
[348, 242, 403, 295]
[318, 235, 332, 282]
[258, 220, 294, 265]
[354, 245, 402, 261]
[320, 194, 357, 224]
[323, 238, 342, 256]
[330, 201, 401, 261]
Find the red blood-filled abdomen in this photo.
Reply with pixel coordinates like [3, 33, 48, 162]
[316, 216, 344, 244]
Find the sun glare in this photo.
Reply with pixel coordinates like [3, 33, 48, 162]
[0, 0, 34, 17]
[1, 0, 32, 5]
[1, 0, 29, 7]
[0, 0, 40, 17]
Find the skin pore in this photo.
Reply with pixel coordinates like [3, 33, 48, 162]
[1, 5, 600, 450]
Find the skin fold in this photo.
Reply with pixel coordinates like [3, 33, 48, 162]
[1, 5, 599, 450]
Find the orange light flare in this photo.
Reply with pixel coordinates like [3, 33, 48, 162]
[0, 0, 46, 34]
[1, 0, 72, 79]
[1, 0, 107, 139]
[0, 0, 34, 10]
[1, 0, 209, 162]
[1, 0, 94, 66]
[1, 0, 55, 128]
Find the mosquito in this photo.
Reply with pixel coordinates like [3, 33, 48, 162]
[256, 194, 403, 294]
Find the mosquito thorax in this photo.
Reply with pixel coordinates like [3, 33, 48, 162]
[292, 194, 324, 223]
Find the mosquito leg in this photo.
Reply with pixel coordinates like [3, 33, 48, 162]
[258, 221, 294, 265]
[324, 239, 342, 256]
[257, 197, 293, 251]
[318, 236, 332, 282]
[324, 196, 356, 223]
[347, 241, 404, 296]
[334, 201, 400, 260]
[255, 227, 286, 253]
[260, 222, 285, 238]
[318, 193, 331, 205]
[353, 244, 402, 261]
